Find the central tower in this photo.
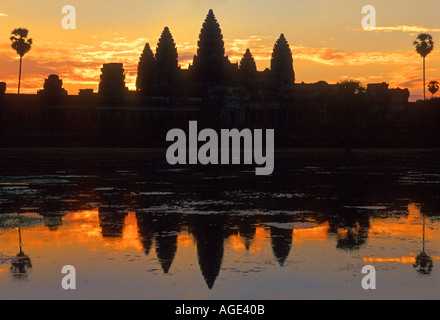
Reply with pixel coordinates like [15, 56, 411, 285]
[192, 10, 227, 87]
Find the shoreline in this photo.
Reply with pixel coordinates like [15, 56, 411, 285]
[1, 147, 440, 153]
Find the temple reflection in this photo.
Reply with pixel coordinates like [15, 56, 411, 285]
[136, 212, 154, 256]
[2, 199, 438, 289]
[98, 207, 128, 238]
[116, 200, 440, 287]
[2, 149, 440, 291]
[152, 213, 179, 274]
[190, 215, 227, 289]
[237, 220, 257, 251]
[269, 215, 294, 267]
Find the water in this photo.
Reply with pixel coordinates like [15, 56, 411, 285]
[0, 149, 439, 300]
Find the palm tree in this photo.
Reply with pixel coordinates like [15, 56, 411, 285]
[10, 28, 32, 95]
[413, 33, 434, 101]
[428, 80, 439, 98]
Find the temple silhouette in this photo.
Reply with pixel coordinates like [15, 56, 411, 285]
[1, 9, 439, 147]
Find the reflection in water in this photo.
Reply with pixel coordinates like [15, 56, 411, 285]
[237, 220, 257, 251]
[153, 213, 179, 274]
[136, 212, 180, 274]
[1, 150, 440, 297]
[270, 223, 293, 267]
[335, 222, 369, 252]
[136, 212, 154, 256]
[3, 204, 436, 289]
[415, 252, 433, 275]
[43, 215, 63, 231]
[99, 207, 128, 238]
[191, 215, 226, 289]
[328, 209, 370, 252]
[414, 206, 433, 275]
[10, 223, 32, 280]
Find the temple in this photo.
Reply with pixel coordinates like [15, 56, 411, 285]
[1, 9, 438, 148]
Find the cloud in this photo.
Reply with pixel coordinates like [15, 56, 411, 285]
[355, 25, 440, 33]
[224, 37, 416, 69]
[0, 13, 8, 17]
[293, 46, 418, 67]
[225, 36, 273, 63]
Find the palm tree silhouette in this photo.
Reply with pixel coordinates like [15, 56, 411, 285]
[428, 80, 439, 99]
[10, 28, 32, 95]
[413, 33, 434, 101]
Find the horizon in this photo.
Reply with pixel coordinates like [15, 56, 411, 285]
[1, 1, 440, 101]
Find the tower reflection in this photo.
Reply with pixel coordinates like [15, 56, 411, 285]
[191, 215, 227, 289]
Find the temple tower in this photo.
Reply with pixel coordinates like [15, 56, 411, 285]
[136, 43, 156, 96]
[192, 10, 227, 87]
[271, 34, 295, 89]
[98, 63, 128, 96]
[38, 74, 67, 96]
[239, 49, 257, 91]
[155, 27, 179, 96]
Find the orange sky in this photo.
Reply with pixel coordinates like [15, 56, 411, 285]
[1, 0, 440, 100]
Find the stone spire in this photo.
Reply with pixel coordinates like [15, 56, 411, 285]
[270, 34, 295, 87]
[239, 49, 257, 92]
[136, 43, 156, 95]
[239, 49, 257, 76]
[192, 9, 226, 85]
[155, 27, 178, 75]
[155, 27, 179, 95]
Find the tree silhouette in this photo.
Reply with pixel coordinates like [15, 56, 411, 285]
[337, 79, 366, 96]
[414, 33, 434, 101]
[10, 28, 32, 95]
[428, 80, 439, 99]
[336, 79, 366, 155]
